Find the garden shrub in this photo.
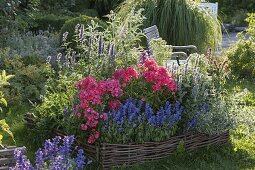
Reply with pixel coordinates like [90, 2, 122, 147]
[38, 0, 76, 10]
[0, 0, 20, 19]
[226, 40, 255, 79]
[68, 0, 91, 12]
[209, 0, 255, 24]
[3, 30, 60, 58]
[225, 14, 255, 79]
[0, 49, 52, 104]
[94, 0, 124, 17]
[60, 15, 107, 48]
[33, 13, 73, 31]
[78, 9, 99, 17]
[229, 9, 249, 27]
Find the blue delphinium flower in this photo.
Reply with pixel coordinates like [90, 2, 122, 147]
[10, 147, 34, 170]
[35, 149, 44, 169]
[75, 149, 85, 169]
[11, 136, 91, 170]
[59, 135, 74, 155]
[107, 98, 183, 131]
[187, 117, 197, 130]
[186, 103, 210, 131]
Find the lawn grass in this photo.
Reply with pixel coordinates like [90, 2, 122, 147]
[1, 79, 255, 169]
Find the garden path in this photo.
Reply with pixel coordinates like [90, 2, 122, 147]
[221, 32, 239, 49]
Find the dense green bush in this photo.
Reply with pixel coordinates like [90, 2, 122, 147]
[32, 13, 73, 31]
[68, 0, 91, 12]
[118, 0, 222, 52]
[94, 0, 124, 17]
[77, 9, 99, 17]
[226, 14, 255, 79]
[0, 0, 20, 18]
[3, 30, 60, 58]
[209, 0, 255, 25]
[60, 15, 107, 47]
[0, 48, 52, 104]
[38, 0, 74, 10]
[226, 40, 255, 79]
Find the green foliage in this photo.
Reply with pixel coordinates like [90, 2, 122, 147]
[0, 49, 52, 104]
[195, 97, 234, 135]
[68, 0, 91, 12]
[38, 0, 75, 10]
[78, 9, 98, 17]
[0, 70, 15, 147]
[209, 0, 255, 24]
[118, 0, 222, 52]
[60, 15, 107, 48]
[169, 53, 234, 134]
[0, 70, 14, 112]
[2, 30, 60, 58]
[229, 9, 248, 27]
[149, 38, 172, 66]
[31, 61, 84, 145]
[225, 14, 255, 79]
[175, 140, 186, 156]
[246, 13, 255, 40]
[226, 40, 255, 79]
[0, 0, 21, 18]
[94, 0, 124, 17]
[33, 13, 73, 31]
[0, 119, 14, 147]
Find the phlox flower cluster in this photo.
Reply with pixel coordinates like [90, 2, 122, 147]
[11, 136, 91, 170]
[142, 58, 177, 93]
[112, 58, 176, 93]
[75, 76, 123, 143]
[112, 67, 139, 87]
[106, 98, 183, 132]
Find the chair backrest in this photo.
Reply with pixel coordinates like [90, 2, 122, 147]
[198, 2, 218, 16]
[143, 25, 160, 45]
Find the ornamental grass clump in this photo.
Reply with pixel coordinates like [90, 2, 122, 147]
[118, 0, 222, 52]
[11, 135, 92, 170]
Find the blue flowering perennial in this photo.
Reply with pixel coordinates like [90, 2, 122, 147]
[186, 103, 210, 131]
[11, 136, 92, 170]
[103, 98, 183, 143]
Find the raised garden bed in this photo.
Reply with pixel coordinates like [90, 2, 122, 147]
[54, 129, 229, 170]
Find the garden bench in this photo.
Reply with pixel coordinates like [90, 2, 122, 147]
[143, 25, 197, 66]
[0, 146, 20, 170]
[198, 2, 218, 17]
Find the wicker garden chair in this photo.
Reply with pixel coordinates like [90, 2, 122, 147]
[143, 25, 197, 66]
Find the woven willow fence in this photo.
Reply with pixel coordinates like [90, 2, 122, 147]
[54, 129, 229, 170]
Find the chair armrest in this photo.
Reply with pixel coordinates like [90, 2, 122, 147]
[166, 45, 197, 51]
